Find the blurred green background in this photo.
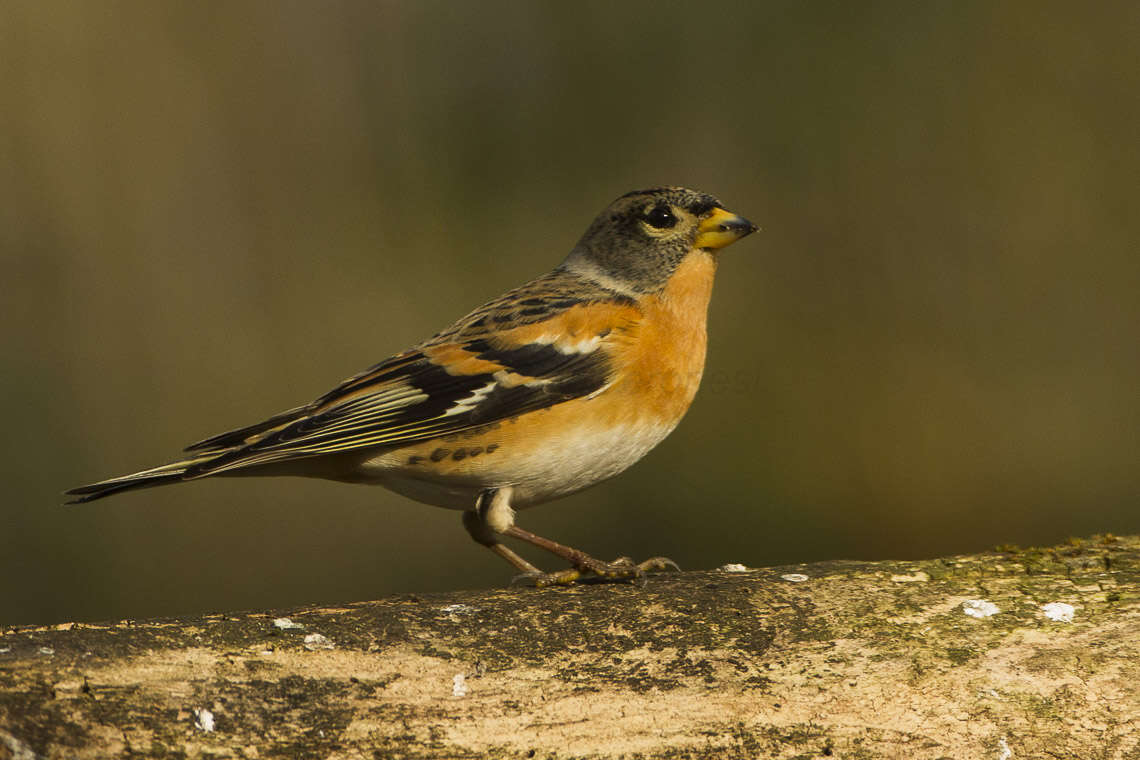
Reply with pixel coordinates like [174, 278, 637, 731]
[2, 1, 1137, 626]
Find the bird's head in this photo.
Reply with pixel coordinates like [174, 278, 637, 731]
[564, 186, 758, 294]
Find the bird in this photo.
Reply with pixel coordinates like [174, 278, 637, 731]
[66, 186, 758, 586]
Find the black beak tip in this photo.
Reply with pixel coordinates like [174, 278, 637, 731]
[722, 217, 758, 236]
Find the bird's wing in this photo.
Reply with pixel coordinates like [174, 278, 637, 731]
[183, 274, 641, 477]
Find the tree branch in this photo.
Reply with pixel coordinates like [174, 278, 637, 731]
[2, 535, 1138, 759]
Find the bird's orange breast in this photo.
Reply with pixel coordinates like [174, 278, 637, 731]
[606, 248, 717, 425]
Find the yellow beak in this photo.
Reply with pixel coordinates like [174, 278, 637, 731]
[694, 207, 759, 250]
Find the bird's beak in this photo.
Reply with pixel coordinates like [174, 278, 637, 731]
[694, 207, 759, 250]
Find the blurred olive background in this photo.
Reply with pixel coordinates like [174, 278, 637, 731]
[2, 1, 1137, 626]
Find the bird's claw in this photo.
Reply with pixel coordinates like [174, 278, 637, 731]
[511, 555, 679, 588]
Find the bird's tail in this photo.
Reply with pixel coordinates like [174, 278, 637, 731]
[64, 455, 216, 504]
[65, 403, 316, 504]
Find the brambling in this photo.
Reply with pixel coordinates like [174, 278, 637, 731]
[67, 187, 757, 586]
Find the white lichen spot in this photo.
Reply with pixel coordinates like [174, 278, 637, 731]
[780, 573, 809, 583]
[997, 736, 1012, 760]
[38, 647, 54, 656]
[962, 599, 1000, 618]
[439, 604, 477, 615]
[273, 617, 305, 630]
[719, 563, 749, 573]
[193, 708, 215, 732]
[890, 571, 930, 583]
[0, 728, 38, 760]
[452, 673, 468, 698]
[1041, 602, 1076, 623]
[303, 633, 334, 651]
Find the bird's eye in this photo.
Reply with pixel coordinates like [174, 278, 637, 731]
[644, 204, 677, 229]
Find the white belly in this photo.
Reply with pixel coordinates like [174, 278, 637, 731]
[352, 420, 677, 511]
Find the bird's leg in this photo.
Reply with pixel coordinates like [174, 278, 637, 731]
[462, 487, 541, 575]
[464, 487, 678, 586]
[503, 525, 678, 586]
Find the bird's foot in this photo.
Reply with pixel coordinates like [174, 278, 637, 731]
[512, 555, 679, 588]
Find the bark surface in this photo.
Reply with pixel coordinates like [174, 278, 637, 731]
[2, 535, 1138, 759]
